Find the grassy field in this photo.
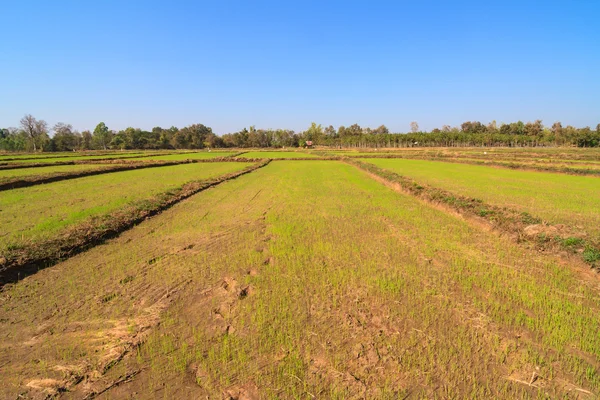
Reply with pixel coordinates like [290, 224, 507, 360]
[365, 158, 600, 238]
[0, 151, 143, 158]
[1, 160, 599, 399]
[0, 151, 599, 399]
[326, 148, 600, 163]
[0, 164, 109, 183]
[141, 151, 237, 161]
[0, 162, 250, 253]
[455, 157, 600, 168]
[239, 151, 320, 158]
[0, 153, 152, 164]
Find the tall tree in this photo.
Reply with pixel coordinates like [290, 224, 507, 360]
[324, 125, 335, 136]
[373, 125, 389, 134]
[346, 124, 362, 136]
[52, 122, 79, 151]
[20, 114, 48, 151]
[304, 122, 324, 144]
[81, 130, 92, 150]
[93, 122, 112, 150]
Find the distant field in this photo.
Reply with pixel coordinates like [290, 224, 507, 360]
[327, 147, 600, 162]
[0, 153, 151, 163]
[2, 160, 599, 398]
[366, 158, 600, 237]
[0, 151, 143, 158]
[456, 157, 600, 171]
[0, 152, 82, 159]
[0, 164, 107, 183]
[347, 152, 407, 157]
[0, 162, 250, 252]
[239, 151, 320, 158]
[142, 152, 236, 161]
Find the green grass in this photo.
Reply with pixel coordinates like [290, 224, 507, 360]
[141, 152, 236, 161]
[455, 156, 600, 168]
[0, 164, 108, 183]
[0, 152, 82, 159]
[1, 153, 151, 163]
[2, 160, 599, 398]
[0, 162, 250, 252]
[366, 158, 600, 237]
[0, 151, 142, 159]
[238, 151, 320, 158]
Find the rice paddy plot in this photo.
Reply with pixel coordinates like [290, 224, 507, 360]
[238, 151, 320, 158]
[0, 153, 150, 163]
[141, 152, 237, 161]
[0, 164, 109, 183]
[0, 162, 251, 252]
[366, 158, 600, 237]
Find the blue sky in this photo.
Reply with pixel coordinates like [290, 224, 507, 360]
[1, 0, 599, 134]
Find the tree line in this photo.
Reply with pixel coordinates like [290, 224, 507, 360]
[301, 121, 600, 148]
[1, 115, 599, 152]
[0, 115, 219, 152]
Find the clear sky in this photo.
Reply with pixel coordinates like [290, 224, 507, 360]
[1, 0, 599, 134]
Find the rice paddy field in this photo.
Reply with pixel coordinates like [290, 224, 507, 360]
[238, 151, 321, 158]
[0, 162, 250, 253]
[0, 148, 599, 399]
[0, 153, 151, 164]
[141, 152, 237, 161]
[0, 164, 109, 184]
[365, 158, 600, 238]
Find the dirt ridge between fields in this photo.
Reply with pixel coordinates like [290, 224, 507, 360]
[0, 160, 271, 286]
[346, 158, 600, 269]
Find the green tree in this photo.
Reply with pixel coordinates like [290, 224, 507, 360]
[52, 122, 80, 151]
[373, 125, 389, 134]
[81, 130, 92, 150]
[304, 122, 324, 144]
[93, 122, 112, 150]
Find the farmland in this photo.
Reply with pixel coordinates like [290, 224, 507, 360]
[238, 151, 321, 158]
[0, 149, 599, 399]
[0, 162, 251, 253]
[0, 153, 151, 164]
[142, 152, 237, 161]
[365, 158, 600, 237]
[0, 164, 108, 183]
